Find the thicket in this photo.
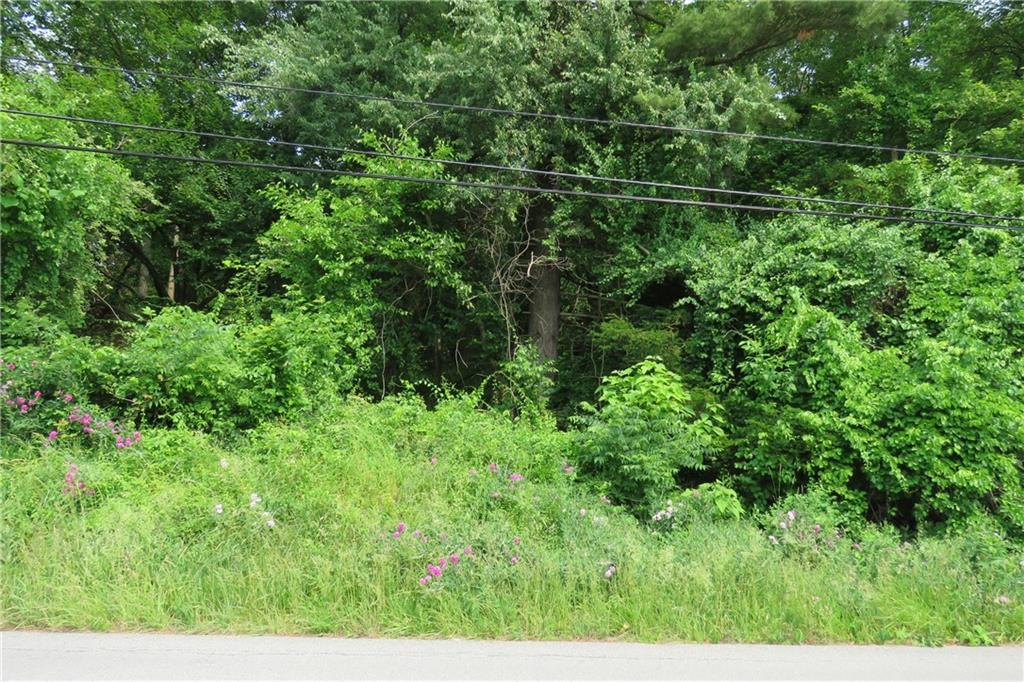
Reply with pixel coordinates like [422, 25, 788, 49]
[1, 0, 1023, 594]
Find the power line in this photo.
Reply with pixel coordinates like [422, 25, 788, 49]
[3, 107, 1020, 224]
[7, 55, 1023, 165]
[3, 138, 1021, 231]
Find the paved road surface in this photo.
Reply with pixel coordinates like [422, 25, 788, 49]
[2, 631, 1021, 680]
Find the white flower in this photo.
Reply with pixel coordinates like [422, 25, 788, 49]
[250, 493, 261, 508]
[219, 458, 228, 469]
[579, 508, 587, 516]
[768, 535, 778, 544]
[779, 522, 787, 529]
[266, 517, 276, 528]
[214, 504, 223, 514]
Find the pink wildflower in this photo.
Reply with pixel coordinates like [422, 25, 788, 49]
[463, 546, 473, 556]
[396, 522, 407, 533]
[133, 431, 141, 442]
[439, 556, 448, 568]
[63, 393, 73, 402]
[510, 555, 520, 565]
[15, 396, 25, 405]
[392, 530, 401, 538]
[449, 554, 459, 565]
[430, 456, 438, 466]
[513, 536, 521, 545]
[412, 530, 422, 539]
[47, 430, 58, 442]
[488, 462, 497, 473]
[33, 390, 41, 399]
[427, 564, 442, 578]
[419, 577, 428, 586]
[6, 363, 15, 370]
[509, 473, 524, 483]
[83, 427, 92, 434]
[563, 464, 574, 474]
[20, 405, 28, 413]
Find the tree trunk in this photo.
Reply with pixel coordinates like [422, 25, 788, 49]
[527, 219, 560, 362]
[167, 225, 180, 302]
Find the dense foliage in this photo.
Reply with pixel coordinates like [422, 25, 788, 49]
[2, 0, 1022, 551]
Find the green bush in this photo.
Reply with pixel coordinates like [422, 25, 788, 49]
[650, 481, 744, 531]
[574, 358, 724, 512]
[112, 307, 248, 430]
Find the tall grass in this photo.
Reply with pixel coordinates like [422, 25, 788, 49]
[2, 395, 1022, 644]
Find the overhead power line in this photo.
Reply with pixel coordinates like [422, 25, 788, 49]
[3, 138, 1021, 231]
[7, 55, 1023, 165]
[3, 107, 1020, 224]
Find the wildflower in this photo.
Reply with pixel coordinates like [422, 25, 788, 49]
[214, 504, 223, 514]
[579, 508, 587, 516]
[488, 462, 498, 473]
[20, 405, 28, 413]
[47, 430, 58, 442]
[133, 431, 141, 442]
[16, 396, 25, 405]
[4, 400, 12, 405]
[463, 546, 473, 556]
[250, 493, 261, 508]
[63, 393, 73, 402]
[768, 535, 778, 544]
[81, 414, 92, 425]
[787, 510, 797, 521]
[439, 556, 448, 568]
[83, 427, 92, 434]
[419, 577, 428, 586]
[449, 554, 459, 565]
[396, 522, 407, 533]
[852, 543, 861, 551]
[220, 458, 228, 468]
[412, 530, 422, 539]
[491, 491, 501, 499]
[116, 436, 125, 449]
[600, 495, 611, 505]
[513, 536, 521, 546]
[31, 361, 38, 366]
[996, 595, 1011, 605]
[7, 363, 15, 370]
[266, 517, 276, 528]
[468, 468, 477, 477]
[33, 390, 41, 399]
[430, 456, 438, 466]
[563, 464, 574, 475]
[427, 563, 442, 578]
[509, 473, 524, 483]
[813, 524, 821, 534]
[392, 531, 401, 538]
[779, 522, 787, 529]
[510, 555, 520, 565]
[604, 564, 617, 579]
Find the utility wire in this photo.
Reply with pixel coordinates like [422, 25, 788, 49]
[7, 55, 1023, 165]
[3, 107, 1019, 223]
[3, 138, 1021, 231]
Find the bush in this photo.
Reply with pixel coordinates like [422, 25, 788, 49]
[574, 358, 723, 512]
[112, 307, 248, 430]
[650, 481, 744, 531]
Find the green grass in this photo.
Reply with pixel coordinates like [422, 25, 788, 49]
[2, 395, 1022, 644]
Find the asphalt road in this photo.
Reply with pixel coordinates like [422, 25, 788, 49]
[2, 631, 1021, 680]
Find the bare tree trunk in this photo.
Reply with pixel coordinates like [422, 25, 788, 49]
[167, 226, 180, 302]
[527, 211, 560, 361]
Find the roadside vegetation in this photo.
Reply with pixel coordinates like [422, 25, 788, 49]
[2, 0, 1023, 644]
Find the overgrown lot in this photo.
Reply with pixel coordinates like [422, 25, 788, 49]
[2, 395, 1021, 644]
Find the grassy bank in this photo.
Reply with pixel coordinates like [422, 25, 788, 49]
[2, 396, 1022, 644]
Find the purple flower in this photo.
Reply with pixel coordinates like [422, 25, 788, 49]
[47, 430, 58, 442]
[509, 473, 524, 483]
[463, 546, 473, 556]
[449, 554, 459, 565]
[20, 405, 28, 413]
[396, 522, 407, 533]
[510, 555, 520, 565]
[33, 391, 41, 399]
[439, 556, 448, 568]
[427, 563, 442, 578]
[392, 530, 401, 538]
[63, 393, 73, 402]
[419, 577, 428, 586]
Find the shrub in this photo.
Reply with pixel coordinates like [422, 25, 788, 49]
[574, 357, 723, 512]
[112, 307, 247, 430]
[650, 481, 744, 532]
